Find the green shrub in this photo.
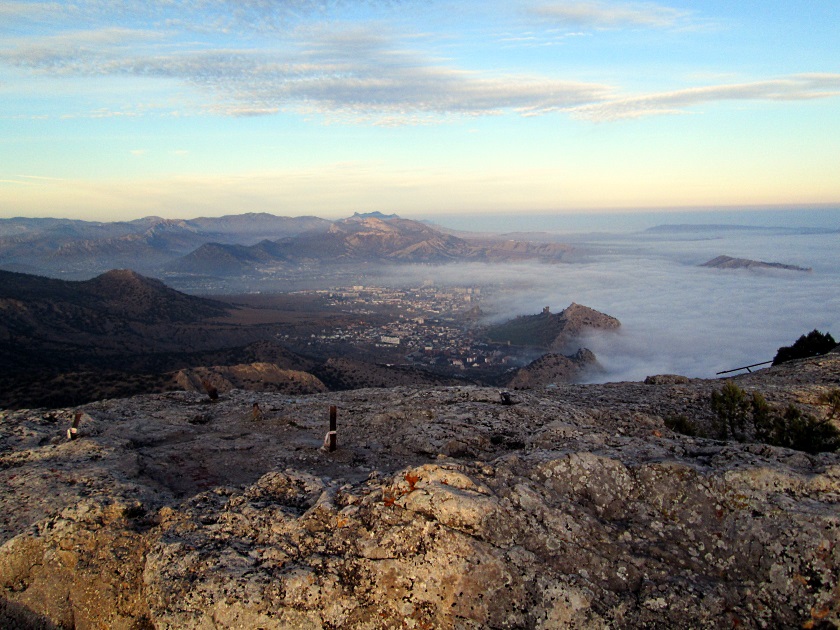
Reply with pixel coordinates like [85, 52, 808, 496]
[710, 383, 840, 454]
[818, 389, 840, 422]
[664, 415, 698, 437]
[775, 404, 840, 454]
[710, 381, 751, 440]
[772, 329, 836, 365]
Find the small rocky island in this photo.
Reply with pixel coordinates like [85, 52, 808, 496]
[2, 350, 839, 628]
[701, 255, 812, 272]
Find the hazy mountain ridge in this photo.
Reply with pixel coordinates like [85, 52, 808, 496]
[1, 213, 576, 281]
[0, 214, 330, 278]
[172, 215, 570, 273]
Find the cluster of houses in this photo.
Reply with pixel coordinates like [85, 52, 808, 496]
[295, 284, 519, 372]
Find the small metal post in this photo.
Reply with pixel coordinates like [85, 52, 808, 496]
[67, 411, 82, 440]
[329, 405, 337, 452]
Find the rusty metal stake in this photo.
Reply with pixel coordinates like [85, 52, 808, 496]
[67, 411, 82, 440]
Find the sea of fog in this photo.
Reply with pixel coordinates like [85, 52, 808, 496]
[414, 208, 840, 383]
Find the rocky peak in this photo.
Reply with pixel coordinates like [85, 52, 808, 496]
[1, 354, 839, 628]
[485, 303, 620, 352]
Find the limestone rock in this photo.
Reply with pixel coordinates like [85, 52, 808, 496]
[485, 303, 620, 352]
[2, 353, 839, 629]
[175, 362, 328, 395]
[507, 348, 599, 388]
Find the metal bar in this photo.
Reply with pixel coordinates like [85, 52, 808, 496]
[716, 360, 773, 375]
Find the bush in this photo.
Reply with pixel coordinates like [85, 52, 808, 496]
[772, 329, 836, 365]
[776, 404, 840, 454]
[664, 415, 699, 437]
[710, 383, 840, 454]
[710, 381, 753, 441]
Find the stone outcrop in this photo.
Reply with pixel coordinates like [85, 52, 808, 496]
[701, 255, 812, 272]
[485, 303, 620, 353]
[2, 354, 840, 628]
[175, 362, 328, 396]
[507, 348, 599, 388]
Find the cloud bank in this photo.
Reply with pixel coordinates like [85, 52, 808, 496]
[570, 74, 840, 121]
[378, 227, 839, 383]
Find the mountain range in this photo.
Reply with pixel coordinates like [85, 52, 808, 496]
[0, 213, 570, 281]
[0, 213, 330, 278]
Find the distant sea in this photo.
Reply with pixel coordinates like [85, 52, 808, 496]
[423, 207, 840, 234]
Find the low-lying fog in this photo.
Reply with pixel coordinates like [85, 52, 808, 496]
[385, 224, 839, 383]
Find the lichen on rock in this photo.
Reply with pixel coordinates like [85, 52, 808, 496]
[2, 354, 840, 628]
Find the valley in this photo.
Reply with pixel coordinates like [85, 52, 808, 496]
[0, 268, 618, 409]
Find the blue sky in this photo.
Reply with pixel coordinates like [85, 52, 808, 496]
[1, 0, 839, 221]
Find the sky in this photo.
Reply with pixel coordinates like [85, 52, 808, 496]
[1, 1, 840, 222]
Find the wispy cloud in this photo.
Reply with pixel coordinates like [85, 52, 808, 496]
[1, 27, 166, 73]
[2, 6, 838, 125]
[1, 0, 401, 35]
[1, 24, 614, 121]
[570, 74, 840, 121]
[529, 1, 693, 30]
[16, 174, 67, 181]
[0, 174, 67, 185]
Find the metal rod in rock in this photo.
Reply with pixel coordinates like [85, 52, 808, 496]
[329, 405, 337, 452]
[67, 411, 82, 440]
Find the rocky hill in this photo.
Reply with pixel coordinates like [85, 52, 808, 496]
[506, 348, 600, 388]
[486, 303, 621, 352]
[0, 269, 231, 375]
[0, 268, 228, 325]
[2, 352, 839, 628]
[174, 362, 329, 396]
[0, 271, 338, 407]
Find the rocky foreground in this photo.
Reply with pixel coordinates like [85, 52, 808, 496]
[1, 354, 839, 629]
